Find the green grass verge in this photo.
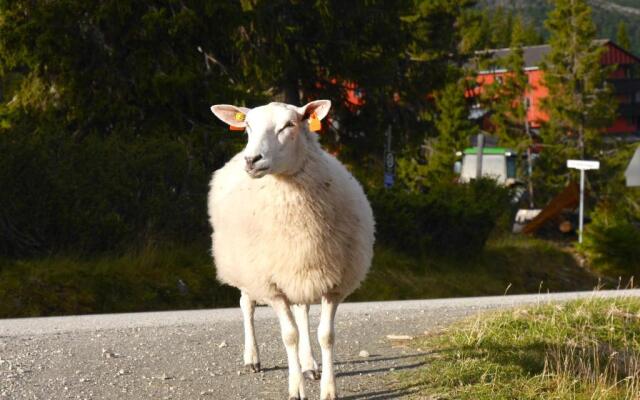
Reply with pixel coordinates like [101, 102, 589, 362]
[0, 235, 604, 318]
[400, 297, 640, 399]
[349, 235, 602, 302]
[0, 244, 238, 318]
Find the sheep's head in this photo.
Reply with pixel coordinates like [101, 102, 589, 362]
[210, 100, 331, 178]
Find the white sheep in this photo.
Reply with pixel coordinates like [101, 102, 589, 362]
[208, 100, 375, 400]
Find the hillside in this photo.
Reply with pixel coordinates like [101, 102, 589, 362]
[478, 0, 640, 55]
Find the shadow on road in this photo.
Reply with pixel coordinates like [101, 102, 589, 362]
[336, 352, 426, 367]
[341, 385, 421, 400]
[336, 352, 428, 399]
[338, 360, 427, 378]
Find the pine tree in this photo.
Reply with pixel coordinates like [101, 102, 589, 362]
[541, 0, 615, 159]
[481, 16, 530, 150]
[429, 80, 478, 181]
[477, 16, 538, 204]
[617, 21, 631, 51]
[536, 0, 616, 200]
[490, 7, 513, 48]
[397, 79, 477, 191]
[460, 8, 542, 54]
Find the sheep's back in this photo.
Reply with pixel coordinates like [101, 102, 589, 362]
[208, 152, 374, 304]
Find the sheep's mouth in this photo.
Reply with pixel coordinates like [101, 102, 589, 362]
[246, 166, 270, 178]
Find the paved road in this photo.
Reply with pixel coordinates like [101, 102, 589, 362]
[1, 289, 639, 400]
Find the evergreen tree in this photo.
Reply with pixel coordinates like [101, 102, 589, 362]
[0, 0, 478, 253]
[536, 0, 616, 200]
[481, 16, 530, 150]
[458, 8, 492, 55]
[521, 18, 544, 46]
[477, 16, 537, 204]
[541, 0, 615, 158]
[460, 8, 543, 53]
[235, 0, 473, 162]
[398, 79, 477, 191]
[490, 7, 513, 48]
[617, 21, 631, 51]
[429, 80, 478, 181]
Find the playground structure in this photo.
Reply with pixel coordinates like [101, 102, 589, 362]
[521, 182, 582, 235]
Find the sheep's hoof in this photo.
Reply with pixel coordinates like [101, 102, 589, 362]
[244, 362, 261, 373]
[303, 369, 320, 380]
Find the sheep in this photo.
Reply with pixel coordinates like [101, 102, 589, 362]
[208, 100, 375, 400]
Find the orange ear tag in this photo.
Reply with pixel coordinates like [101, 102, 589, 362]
[229, 112, 246, 131]
[309, 112, 321, 132]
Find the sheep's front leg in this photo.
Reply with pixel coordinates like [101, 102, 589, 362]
[240, 292, 260, 372]
[318, 295, 339, 400]
[271, 297, 306, 400]
[293, 304, 320, 380]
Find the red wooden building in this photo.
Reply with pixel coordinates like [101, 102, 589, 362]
[467, 39, 640, 141]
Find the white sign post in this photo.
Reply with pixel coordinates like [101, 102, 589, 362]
[567, 159, 600, 244]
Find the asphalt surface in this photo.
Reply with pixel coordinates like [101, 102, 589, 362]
[1, 289, 639, 400]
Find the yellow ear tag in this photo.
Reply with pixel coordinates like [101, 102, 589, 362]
[229, 112, 245, 131]
[309, 112, 321, 132]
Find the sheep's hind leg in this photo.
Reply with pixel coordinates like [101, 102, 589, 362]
[292, 304, 320, 380]
[271, 297, 306, 400]
[318, 295, 339, 400]
[240, 292, 260, 373]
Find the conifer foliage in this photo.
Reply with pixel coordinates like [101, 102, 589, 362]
[540, 0, 616, 159]
[617, 21, 631, 52]
[480, 16, 531, 150]
[535, 0, 616, 199]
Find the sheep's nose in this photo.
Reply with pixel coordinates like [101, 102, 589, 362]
[245, 154, 263, 168]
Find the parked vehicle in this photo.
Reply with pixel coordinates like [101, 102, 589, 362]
[454, 147, 518, 186]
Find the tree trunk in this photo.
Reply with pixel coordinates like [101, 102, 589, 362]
[282, 78, 301, 106]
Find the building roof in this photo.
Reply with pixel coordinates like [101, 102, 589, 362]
[473, 39, 640, 72]
[477, 44, 551, 69]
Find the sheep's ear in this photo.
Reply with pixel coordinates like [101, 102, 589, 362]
[210, 104, 251, 128]
[298, 100, 331, 121]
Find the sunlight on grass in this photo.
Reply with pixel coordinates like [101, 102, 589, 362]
[349, 235, 601, 302]
[401, 297, 640, 399]
[0, 235, 607, 317]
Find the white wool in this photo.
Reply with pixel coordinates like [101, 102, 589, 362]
[208, 104, 374, 305]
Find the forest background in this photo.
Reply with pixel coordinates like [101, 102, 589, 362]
[0, 0, 638, 317]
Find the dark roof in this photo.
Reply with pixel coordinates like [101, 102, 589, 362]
[473, 39, 640, 71]
[479, 44, 551, 69]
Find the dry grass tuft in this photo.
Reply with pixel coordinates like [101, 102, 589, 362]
[401, 295, 640, 399]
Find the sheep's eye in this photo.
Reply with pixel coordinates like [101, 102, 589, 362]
[278, 121, 295, 134]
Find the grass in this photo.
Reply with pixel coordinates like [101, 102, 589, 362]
[400, 297, 640, 399]
[0, 235, 607, 318]
[0, 243, 238, 318]
[349, 235, 603, 302]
